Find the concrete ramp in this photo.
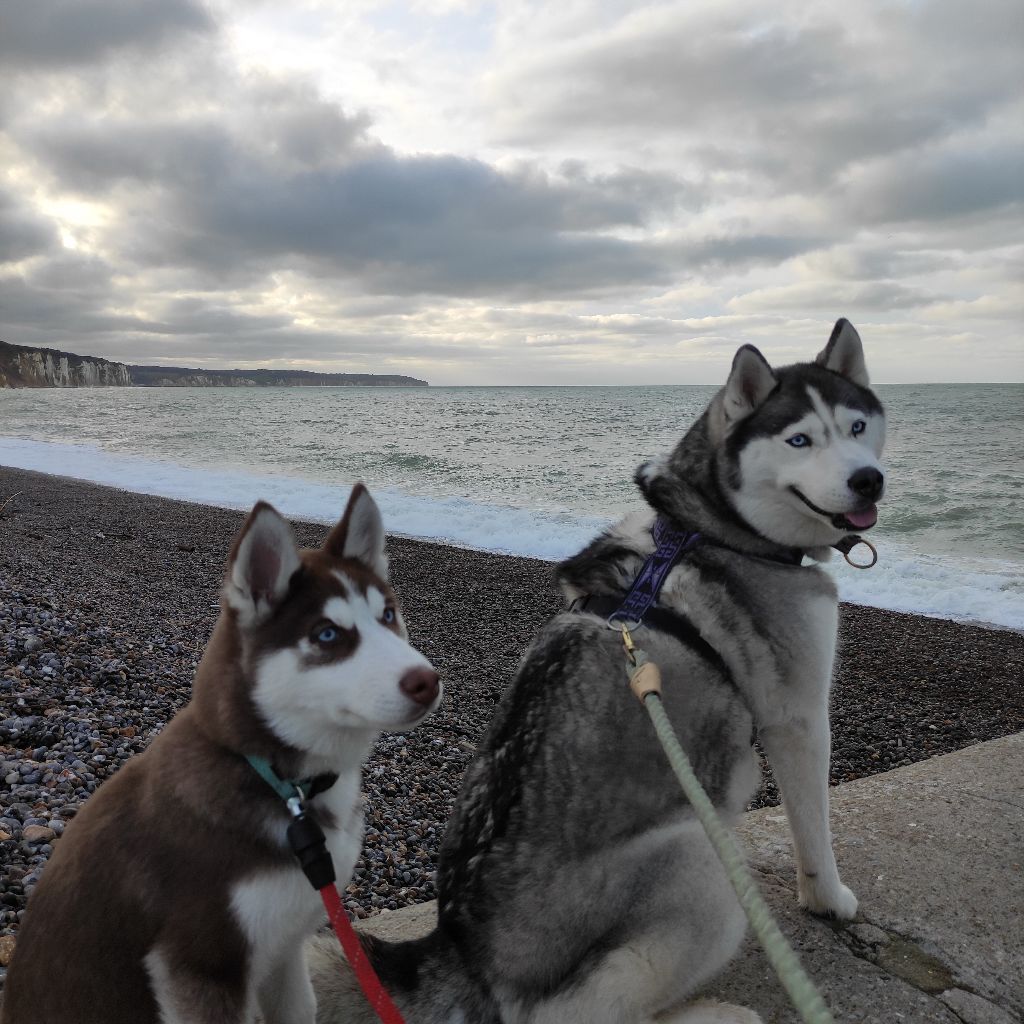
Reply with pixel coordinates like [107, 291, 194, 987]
[343, 732, 1023, 1023]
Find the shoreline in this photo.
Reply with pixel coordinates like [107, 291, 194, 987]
[1, 438, 1020, 631]
[4, 463, 1019, 632]
[1, 465, 1023, 943]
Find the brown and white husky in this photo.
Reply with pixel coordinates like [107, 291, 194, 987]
[1, 484, 441, 1024]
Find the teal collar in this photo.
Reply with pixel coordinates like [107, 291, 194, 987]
[245, 755, 338, 805]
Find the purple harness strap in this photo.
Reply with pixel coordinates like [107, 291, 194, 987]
[610, 519, 701, 627]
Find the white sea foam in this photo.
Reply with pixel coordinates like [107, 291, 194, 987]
[0, 438, 604, 561]
[2, 437, 1021, 632]
[823, 545, 1024, 632]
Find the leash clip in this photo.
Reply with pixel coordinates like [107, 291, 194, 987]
[287, 804, 336, 891]
[621, 622, 637, 661]
[620, 624, 663, 702]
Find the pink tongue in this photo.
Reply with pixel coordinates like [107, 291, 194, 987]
[845, 505, 878, 529]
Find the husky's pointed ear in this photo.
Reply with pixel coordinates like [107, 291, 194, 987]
[225, 502, 301, 626]
[816, 318, 869, 387]
[324, 482, 387, 578]
[723, 345, 777, 424]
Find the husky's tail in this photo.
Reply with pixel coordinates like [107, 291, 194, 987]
[308, 925, 488, 1024]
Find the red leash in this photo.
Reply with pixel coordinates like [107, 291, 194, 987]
[321, 882, 407, 1024]
[243, 757, 407, 1024]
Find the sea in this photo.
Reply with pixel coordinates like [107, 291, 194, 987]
[1, 383, 1021, 631]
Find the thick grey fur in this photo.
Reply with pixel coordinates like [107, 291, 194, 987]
[310, 319, 886, 1024]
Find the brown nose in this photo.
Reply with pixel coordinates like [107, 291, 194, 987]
[399, 667, 440, 707]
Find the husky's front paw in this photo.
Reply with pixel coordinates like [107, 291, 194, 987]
[798, 877, 858, 920]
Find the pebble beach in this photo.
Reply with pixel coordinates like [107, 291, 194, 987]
[2, 465, 1022, 980]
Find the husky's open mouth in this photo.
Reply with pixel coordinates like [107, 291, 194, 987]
[790, 487, 878, 531]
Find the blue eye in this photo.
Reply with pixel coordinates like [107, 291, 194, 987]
[786, 433, 811, 448]
[382, 607, 396, 625]
[852, 420, 866, 436]
[315, 624, 338, 645]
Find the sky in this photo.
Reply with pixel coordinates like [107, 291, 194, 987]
[1, 0, 1021, 385]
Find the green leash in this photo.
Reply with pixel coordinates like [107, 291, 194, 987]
[623, 631, 836, 1024]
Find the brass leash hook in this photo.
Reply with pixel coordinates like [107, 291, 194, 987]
[621, 623, 662, 702]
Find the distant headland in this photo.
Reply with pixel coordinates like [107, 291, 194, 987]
[0, 339, 428, 388]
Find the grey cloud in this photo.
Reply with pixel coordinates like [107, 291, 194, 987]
[902, 210, 1024, 257]
[842, 142, 1024, 224]
[482, 308, 697, 340]
[28, 120, 241, 193]
[2, 264, 289, 341]
[244, 79, 375, 170]
[24, 77, 377, 189]
[799, 245, 957, 283]
[496, 17, 841, 156]
[731, 280, 937, 315]
[25, 250, 114, 294]
[0, 285, 157, 337]
[666, 233, 822, 272]
[0, 189, 58, 263]
[133, 330, 474, 367]
[491, 2, 1020, 191]
[0, 265, 462, 368]
[76, 316, 476, 369]
[2, 12, 852, 322]
[558, 161, 707, 217]
[150, 297, 294, 338]
[28, 110, 677, 297]
[2, 250, 160, 348]
[0, 0, 213, 69]
[177, 156, 663, 296]
[4, 1, 1016, 378]
[0, 277, 124, 354]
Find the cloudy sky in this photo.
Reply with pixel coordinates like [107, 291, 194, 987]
[1, 0, 1021, 384]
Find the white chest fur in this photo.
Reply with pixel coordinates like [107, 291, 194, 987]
[661, 555, 839, 723]
[230, 774, 365, 1013]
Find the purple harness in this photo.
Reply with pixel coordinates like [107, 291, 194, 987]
[609, 519, 702, 627]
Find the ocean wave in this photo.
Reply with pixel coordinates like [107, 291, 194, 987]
[1, 437, 1021, 631]
[823, 544, 1024, 632]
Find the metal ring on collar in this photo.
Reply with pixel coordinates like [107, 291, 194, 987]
[606, 613, 644, 632]
[841, 537, 878, 569]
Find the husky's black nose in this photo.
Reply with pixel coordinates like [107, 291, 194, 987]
[848, 467, 884, 500]
[400, 667, 440, 707]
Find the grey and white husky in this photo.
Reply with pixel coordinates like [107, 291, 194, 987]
[310, 320, 885, 1024]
